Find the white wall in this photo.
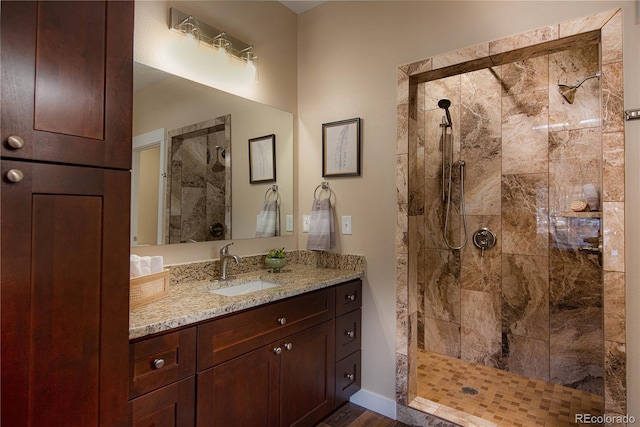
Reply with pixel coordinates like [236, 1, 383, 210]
[297, 0, 639, 416]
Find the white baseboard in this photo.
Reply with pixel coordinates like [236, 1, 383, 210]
[349, 389, 397, 420]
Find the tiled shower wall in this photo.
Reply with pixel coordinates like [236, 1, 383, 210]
[396, 8, 626, 421]
[415, 43, 605, 393]
[166, 115, 232, 243]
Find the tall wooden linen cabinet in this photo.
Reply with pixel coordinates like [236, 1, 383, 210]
[1, 2, 134, 425]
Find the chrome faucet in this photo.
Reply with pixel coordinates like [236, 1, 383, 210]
[218, 242, 240, 280]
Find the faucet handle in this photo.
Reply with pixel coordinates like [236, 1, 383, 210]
[220, 242, 234, 255]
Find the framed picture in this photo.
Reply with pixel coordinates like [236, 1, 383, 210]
[322, 118, 361, 177]
[248, 134, 276, 183]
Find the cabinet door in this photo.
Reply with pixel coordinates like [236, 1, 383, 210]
[280, 320, 335, 427]
[0, 1, 133, 169]
[130, 376, 196, 427]
[197, 345, 280, 427]
[0, 160, 130, 426]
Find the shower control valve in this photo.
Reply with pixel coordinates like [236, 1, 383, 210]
[472, 228, 497, 257]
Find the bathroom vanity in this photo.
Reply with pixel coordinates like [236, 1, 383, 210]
[128, 262, 363, 426]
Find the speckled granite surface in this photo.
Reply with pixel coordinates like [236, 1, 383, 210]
[129, 251, 365, 340]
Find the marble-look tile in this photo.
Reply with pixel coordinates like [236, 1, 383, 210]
[397, 104, 409, 155]
[502, 254, 549, 340]
[424, 319, 461, 359]
[549, 228, 602, 309]
[501, 173, 549, 255]
[423, 74, 461, 112]
[559, 8, 618, 38]
[489, 25, 558, 55]
[601, 11, 623, 65]
[604, 341, 626, 414]
[460, 290, 501, 368]
[548, 128, 601, 214]
[180, 137, 207, 188]
[170, 160, 182, 215]
[396, 203, 408, 255]
[432, 43, 490, 70]
[406, 58, 432, 77]
[396, 352, 409, 406]
[397, 253, 408, 307]
[460, 69, 501, 216]
[550, 306, 603, 394]
[501, 90, 549, 175]
[603, 132, 625, 202]
[602, 61, 624, 133]
[604, 271, 625, 344]
[498, 55, 548, 96]
[397, 153, 408, 206]
[549, 45, 600, 132]
[423, 249, 460, 323]
[603, 202, 624, 272]
[397, 302, 409, 357]
[423, 178, 450, 250]
[398, 68, 409, 106]
[504, 334, 550, 382]
[180, 187, 206, 241]
[461, 216, 501, 292]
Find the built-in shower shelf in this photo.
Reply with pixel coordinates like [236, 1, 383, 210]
[559, 211, 602, 218]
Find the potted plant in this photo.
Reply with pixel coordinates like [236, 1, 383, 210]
[265, 247, 287, 272]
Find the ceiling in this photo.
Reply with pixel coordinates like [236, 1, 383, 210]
[279, 1, 326, 14]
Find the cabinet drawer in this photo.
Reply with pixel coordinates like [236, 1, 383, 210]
[198, 288, 335, 370]
[130, 327, 197, 399]
[130, 376, 195, 427]
[336, 309, 361, 361]
[335, 350, 361, 407]
[335, 279, 362, 316]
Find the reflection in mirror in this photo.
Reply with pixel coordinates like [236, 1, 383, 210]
[132, 62, 293, 246]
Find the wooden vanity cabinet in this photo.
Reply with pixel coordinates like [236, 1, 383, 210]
[129, 328, 197, 426]
[334, 280, 362, 406]
[1, 2, 134, 425]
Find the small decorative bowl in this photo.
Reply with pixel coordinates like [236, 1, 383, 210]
[265, 257, 287, 272]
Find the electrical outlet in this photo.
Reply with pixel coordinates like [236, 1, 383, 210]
[302, 215, 310, 233]
[286, 215, 294, 232]
[341, 216, 352, 235]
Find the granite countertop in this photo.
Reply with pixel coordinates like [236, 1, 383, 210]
[129, 261, 364, 340]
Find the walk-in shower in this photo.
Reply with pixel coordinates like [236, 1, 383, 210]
[439, 98, 467, 250]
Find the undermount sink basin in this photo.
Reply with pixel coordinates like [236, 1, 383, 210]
[210, 280, 280, 296]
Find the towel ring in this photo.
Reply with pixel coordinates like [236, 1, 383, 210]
[265, 185, 280, 203]
[313, 181, 334, 201]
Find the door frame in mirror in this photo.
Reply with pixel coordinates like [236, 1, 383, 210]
[131, 128, 166, 246]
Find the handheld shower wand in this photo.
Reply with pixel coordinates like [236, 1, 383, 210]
[438, 98, 453, 128]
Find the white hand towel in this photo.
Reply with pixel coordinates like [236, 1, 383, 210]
[130, 259, 142, 278]
[150, 256, 164, 274]
[255, 200, 280, 237]
[139, 256, 152, 276]
[306, 198, 335, 251]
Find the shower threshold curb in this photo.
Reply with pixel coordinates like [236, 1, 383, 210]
[409, 396, 498, 427]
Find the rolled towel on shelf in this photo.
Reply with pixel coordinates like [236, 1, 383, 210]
[306, 198, 335, 251]
[150, 256, 164, 274]
[255, 200, 280, 237]
[583, 183, 599, 211]
[139, 256, 152, 276]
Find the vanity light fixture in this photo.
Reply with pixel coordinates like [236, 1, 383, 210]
[169, 8, 258, 72]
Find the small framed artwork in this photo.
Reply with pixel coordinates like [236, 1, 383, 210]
[322, 117, 361, 177]
[248, 134, 276, 183]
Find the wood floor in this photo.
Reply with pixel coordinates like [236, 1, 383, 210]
[317, 403, 407, 427]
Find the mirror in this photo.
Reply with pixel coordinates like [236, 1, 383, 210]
[132, 62, 293, 246]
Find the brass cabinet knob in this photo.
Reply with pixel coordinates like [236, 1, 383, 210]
[153, 358, 165, 369]
[6, 169, 24, 183]
[7, 135, 25, 150]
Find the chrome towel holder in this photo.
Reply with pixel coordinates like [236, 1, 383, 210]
[265, 184, 280, 203]
[313, 181, 334, 201]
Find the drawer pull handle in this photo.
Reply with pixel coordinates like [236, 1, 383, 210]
[345, 330, 355, 338]
[345, 294, 356, 301]
[6, 169, 24, 183]
[284, 342, 293, 351]
[345, 373, 354, 381]
[273, 347, 282, 355]
[153, 359, 165, 369]
[277, 317, 287, 325]
[7, 135, 25, 150]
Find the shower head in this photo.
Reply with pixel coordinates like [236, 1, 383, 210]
[438, 99, 452, 128]
[211, 145, 226, 172]
[558, 71, 601, 104]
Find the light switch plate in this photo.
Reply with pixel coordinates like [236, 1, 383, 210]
[286, 215, 294, 232]
[341, 216, 352, 235]
[302, 215, 310, 233]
